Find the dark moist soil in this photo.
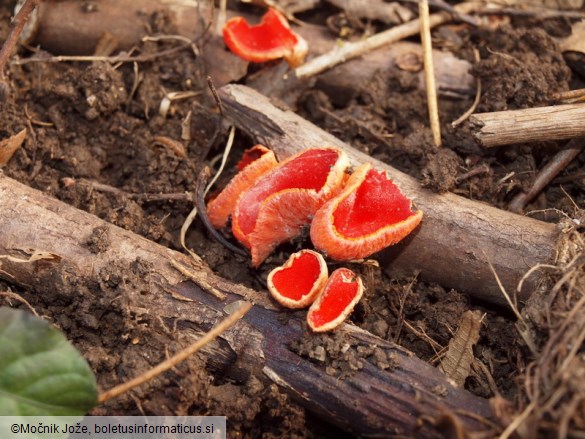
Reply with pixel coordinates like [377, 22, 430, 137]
[1, 1, 584, 437]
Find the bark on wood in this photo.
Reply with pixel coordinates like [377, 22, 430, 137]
[469, 103, 585, 147]
[218, 84, 560, 306]
[24, 0, 475, 100]
[0, 174, 494, 437]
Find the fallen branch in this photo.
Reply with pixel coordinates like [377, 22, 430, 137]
[469, 103, 585, 147]
[218, 84, 560, 306]
[0, 174, 494, 436]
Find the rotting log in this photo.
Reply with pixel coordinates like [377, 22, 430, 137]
[218, 84, 560, 306]
[22, 0, 475, 99]
[469, 103, 585, 147]
[0, 174, 495, 437]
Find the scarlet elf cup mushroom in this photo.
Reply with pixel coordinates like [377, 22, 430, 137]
[207, 145, 277, 229]
[231, 147, 349, 267]
[307, 268, 364, 332]
[267, 250, 328, 309]
[310, 163, 423, 260]
[222, 8, 308, 67]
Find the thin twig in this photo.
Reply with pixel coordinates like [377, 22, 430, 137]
[401, 0, 479, 25]
[205, 125, 235, 196]
[419, 0, 441, 147]
[551, 88, 585, 104]
[0, 290, 39, 316]
[0, 0, 41, 78]
[70, 178, 193, 202]
[179, 124, 238, 262]
[295, 2, 481, 78]
[98, 301, 252, 403]
[14, 41, 194, 65]
[456, 164, 490, 183]
[452, 48, 481, 127]
[482, 250, 523, 322]
[196, 166, 248, 257]
[479, 6, 585, 20]
[509, 137, 585, 213]
[207, 75, 224, 117]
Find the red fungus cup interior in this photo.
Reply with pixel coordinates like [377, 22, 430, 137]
[271, 252, 322, 301]
[237, 148, 343, 237]
[333, 168, 414, 238]
[308, 268, 363, 331]
[222, 8, 307, 66]
[227, 9, 299, 53]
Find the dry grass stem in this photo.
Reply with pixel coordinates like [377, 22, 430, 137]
[452, 48, 482, 127]
[0, 290, 39, 316]
[98, 301, 252, 403]
[483, 251, 523, 322]
[419, 0, 441, 147]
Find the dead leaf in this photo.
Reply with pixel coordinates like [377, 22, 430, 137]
[0, 128, 26, 167]
[440, 310, 483, 387]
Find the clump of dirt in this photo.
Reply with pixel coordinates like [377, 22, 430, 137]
[291, 330, 397, 377]
[421, 148, 462, 192]
[471, 26, 571, 112]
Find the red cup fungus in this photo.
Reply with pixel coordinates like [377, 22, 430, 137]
[310, 163, 423, 260]
[232, 147, 349, 267]
[307, 268, 364, 332]
[223, 8, 308, 67]
[207, 145, 277, 229]
[267, 249, 328, 309]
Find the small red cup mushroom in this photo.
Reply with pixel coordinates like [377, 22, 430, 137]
[207, 145, 278, 229]
[232, 147, 349, 267]
[307, 268, 364, 332]
[223, 8, 308, 67]
[267, 249, 328, 309]
[310, 163, 423, 260]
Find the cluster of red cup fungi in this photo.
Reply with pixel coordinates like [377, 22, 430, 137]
[207, 146, 422, 331]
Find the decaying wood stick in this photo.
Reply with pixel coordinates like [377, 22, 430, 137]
[218, 84, 560, 306]
[469, 103, 585, 147]
[0, 174, 494, 437]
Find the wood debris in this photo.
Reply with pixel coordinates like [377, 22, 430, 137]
[0, 128, 26, 167]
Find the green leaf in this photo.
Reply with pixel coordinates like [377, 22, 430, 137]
[0, 308, 97, 416]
